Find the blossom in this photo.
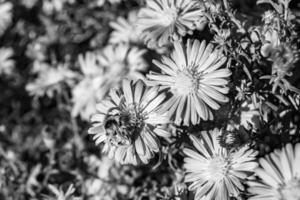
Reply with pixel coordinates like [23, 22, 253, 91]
[98, 44, 147, 81]
[71, 45, 147, 120]
[137, 0, 206, 47]
[184, 129, 258, 200]
[0, 48, 14, 75]
[0, 2, 12, 36]
[88, 79, 170, 165]
[109, 10, 142, 44]
[71, 52, 105, 120]
[247, 143, 300, 200]
[147, 39, 231, 125]
[26, 62, 76, 98]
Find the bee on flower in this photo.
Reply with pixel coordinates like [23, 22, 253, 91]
[137, 0, 206, 48]
[247, 143, 300, 200]
[0, 1, 12, 36]
[0, 47, 14, 75]
[147, 39, 231, 126]
[26, 62, 77, 98]
[88, 79, 170, 165]
[184, 129, 258, 200]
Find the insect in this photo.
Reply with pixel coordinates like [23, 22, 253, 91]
[104, 107, 134, 146]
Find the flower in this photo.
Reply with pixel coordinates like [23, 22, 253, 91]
[71, 45, 147, 120]
[147, 39, 231, 125]
[184, 129, 258, 200]
[248, 143, 300, 200]
[26, 62, 76, 98]
[109, 10, 142, 44]
[0, 48, 14, 75]
[0, 2, 12, 36]
[71, 52, 105, 120]
[88, 79, 170, 165]
[137, 0, 206, 47]
[98, 44, 147, 81]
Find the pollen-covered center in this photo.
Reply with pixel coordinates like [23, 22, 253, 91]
[207, 156, 229, 179]
[104, 104, 146, 146]
[173, 69, 200, 96]
[280, 178, 300, 200]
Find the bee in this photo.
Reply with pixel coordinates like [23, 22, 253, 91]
[104, 107, 133, 146]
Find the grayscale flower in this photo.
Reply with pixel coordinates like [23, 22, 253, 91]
[0, 48, 14, 75]
[89, 79, 170, 165]
[184, 129, 258, 200]
[147, 39, 231, 125]
[137, 0, 206, 47]
[248, 143, 300, 200]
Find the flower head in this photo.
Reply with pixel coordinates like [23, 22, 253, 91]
[71, 52, 105, 120]
[0, 48, 14, 75]
[147, 39, 231, 125]
[248, 143, 300, 200]
[88, 79, 170, 165]
[184, 129, 258, 200]
[0, 2, 12, 36]
[71, 45, 147, 120]
[137, 0, 206, 47]
[98, 44, 147, 81]
[109, 10, 142, 44]
[26, 62, 76, 98]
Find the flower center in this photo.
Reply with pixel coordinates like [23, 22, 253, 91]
[280, 178, 300, 200]
[207, 156, 229, 179]
[161, 8, 178, 26]
[173, 69, 199, 96]
[104, 104, 145, 146]
[109, 60, 128, 77]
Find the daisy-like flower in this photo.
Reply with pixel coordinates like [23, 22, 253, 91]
[184, 129, 258, 200]
[88, 79, 170, 165]
[0, 47, 14, 75]
[247, 143, 300, 200]
[26, 63, 76, 98]
[0, 2, 12, 36]
[98, 44, 147, 81]
[137, 0, 206, 48]
[71, 52, 105, 120]
[147, 39, 231, 125]
[109, 10, 142, 44]
[72, 45, 147, 120]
